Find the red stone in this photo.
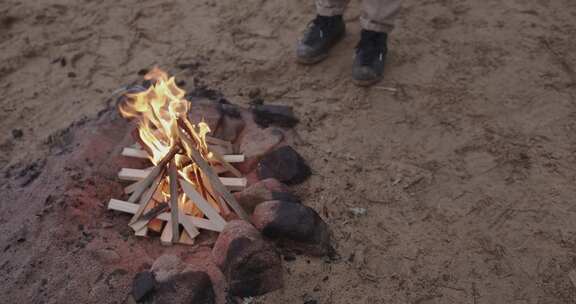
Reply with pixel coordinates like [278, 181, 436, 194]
[233, 178, 298, 213]
[235, 127, 284, 173]
[212, 220, 282, 297]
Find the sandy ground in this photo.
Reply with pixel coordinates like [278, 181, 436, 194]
[1, 0, 576, 303]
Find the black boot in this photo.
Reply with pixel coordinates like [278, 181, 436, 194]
[296, 15, 345, 64]
[352, 30, 388, 86]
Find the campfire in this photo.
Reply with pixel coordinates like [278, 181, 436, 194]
[103, 67, 332, 300]
[107, 67, 249, 245]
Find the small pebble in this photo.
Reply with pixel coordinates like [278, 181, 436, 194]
[12, 129, 23, 139]
[349, 207, 367, 217]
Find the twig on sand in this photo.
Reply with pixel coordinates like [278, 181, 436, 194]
[374, 86, 398, 92]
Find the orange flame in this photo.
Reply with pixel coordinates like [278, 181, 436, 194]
[119, 67, 217, 217]
[119, 67, 209, 164]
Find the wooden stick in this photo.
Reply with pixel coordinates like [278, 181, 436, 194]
[119, 168, 246, 189]
[118, 168, 153, 181]
[130, 202, 200, 240]
[180, 179, 227, 230]
[179, 230, 195, 245]
[126, 144, 178, 203]
[211, 150, 242, 177]
[121, 147, 149, 159]
[121, 148, 243, 164]
[201, 170, 231, 216]
[135, 226, 148, 237]
[178, 207, 200, 239]
[135, 198, 158, 236]
[129, 172, 164, 226]
[206, 136, 233, 151]
[219, 177, 246, 191]
[168, 159, 179, 243]
[123, 167, 157, 194]
[108, 199, 221, 232]
[160, 220, 173, 246]
[142, 202, 169, 221]
[176, 125, 249, 220]
[222, 155, 245, 163]
[129, 197, 199, 239]
[124, 180, 142, 194]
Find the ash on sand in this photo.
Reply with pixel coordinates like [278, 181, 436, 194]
[2, 0, 576, 303]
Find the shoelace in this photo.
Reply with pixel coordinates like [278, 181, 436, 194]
[356, 31, 387, 66]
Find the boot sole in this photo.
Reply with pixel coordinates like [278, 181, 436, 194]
[296, 52, 329, 65]
[296, 29, 346, 65]
[352, 76, 382, 87]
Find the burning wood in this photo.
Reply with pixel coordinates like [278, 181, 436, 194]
[107, 67, 248, 245]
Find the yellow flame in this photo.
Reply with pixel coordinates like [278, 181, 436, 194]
[119, 67, 218, 219]
[119, 67, 205, 164]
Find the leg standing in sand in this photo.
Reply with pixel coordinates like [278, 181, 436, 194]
[296, 0, 401, 86]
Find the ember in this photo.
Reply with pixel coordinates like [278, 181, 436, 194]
[107, 67, 248, 245]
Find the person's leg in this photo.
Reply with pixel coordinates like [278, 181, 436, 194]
[352, 0, 401, 86]
[360, 0, 401, 33]
[295, 0, 349, 64]
[315, 0, 349, 17]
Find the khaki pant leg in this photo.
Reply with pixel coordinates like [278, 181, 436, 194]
[360, 0, 401, 33]
[316, 0, 350, 16]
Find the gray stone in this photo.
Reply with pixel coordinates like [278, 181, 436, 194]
[252, 104, 299, 128]
[257, 146, 311, 185]
[131, 271, 156, 302]
[252, 200, 332, 256]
